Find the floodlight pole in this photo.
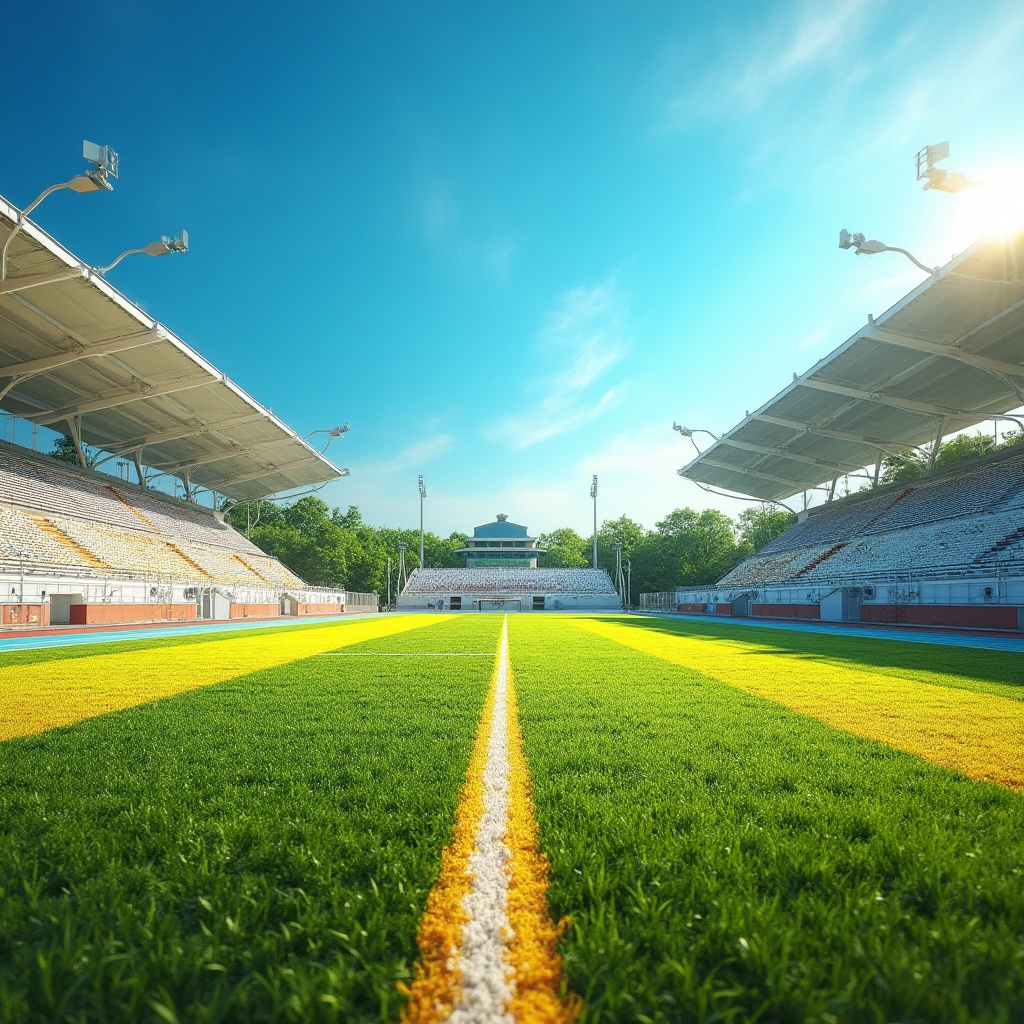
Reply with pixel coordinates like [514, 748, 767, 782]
[0, 141, 118, 282]
[397, 542, 408, 594]
[418, 475, 426, 570]
[590, 475, 598, 569]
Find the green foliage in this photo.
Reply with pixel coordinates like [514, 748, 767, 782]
[880, 429, 1019, 484]
[537, 527, 589, 569]
[510, 617, 1024, 1024]
[935, 432, 996, 468]
[736, 504, 795, 554]
[0, 617, 500, 1023]
[48, 434, 98, 468]
[222, 495, 790, 600]
[224, 500, 466, 595]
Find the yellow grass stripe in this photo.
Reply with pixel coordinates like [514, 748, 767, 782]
[577, 619, 1024, 791]
[0, 616, 450, 743]
[402, 620, 577, 1023]
[401, 675, 492, 1022]
[505, 666, 580, 1024]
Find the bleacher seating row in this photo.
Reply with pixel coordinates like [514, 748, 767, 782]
[0, 442, 256, 552]
[403, 567, 619, 596]
[722, 448, 1024, 587]
[0, 442, 303, 589]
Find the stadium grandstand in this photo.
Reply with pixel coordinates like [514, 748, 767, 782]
[398, 514, 622, 611]
[0, 189, 375, 627]
[646, 228, 1024, 632]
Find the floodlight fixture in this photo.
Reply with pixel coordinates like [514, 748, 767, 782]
[418, 474, 427, 568]
[303, 422, 349, 455]
[93, 231, 189, 274]
[838, 229, 935, 274]
[590, 474, 598, 568]
[0, 139, 119, 281]
[305, 423, 349, 441]
[915, 141, 979, 194]
[673, 424, 719, 443]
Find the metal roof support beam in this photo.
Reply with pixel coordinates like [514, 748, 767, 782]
[26, 375, 217, 426]
[149, 436, 294, 473]
[689, 457, 807, 490]
[929, 418, 946, 471]
[797, 378, 971, 418]
[861, 324, 1024, 379]
[94, 412, 270, 463]
[0, 267, 86, 296]
[719, 437, 864, 473]
[752, 414, 927, 457]
[64, 414, 88, 470]
[217, 458, 315, 488]
[0, 327, 165, 379]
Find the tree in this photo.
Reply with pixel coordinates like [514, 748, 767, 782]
[537, 527, 589, 568]
[880, 449, 927, 484]
[49, 434, 99, 469]
[935, 432, 995, 469]
[736, 505, 795, 554]
[653, 507, 742, 587]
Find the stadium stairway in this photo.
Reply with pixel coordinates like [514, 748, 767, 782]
[28, 515, 108, 569]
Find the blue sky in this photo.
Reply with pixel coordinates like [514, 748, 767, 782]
[5, 1, 1024, 536]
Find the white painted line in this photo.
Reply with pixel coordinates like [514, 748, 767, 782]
[315, 652, 495, 657]
[448, 615, 514, 1023]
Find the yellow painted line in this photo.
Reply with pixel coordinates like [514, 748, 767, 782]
[0, 615, 451, 743]
[576, 619, 1024, 791]
[504, 645, 580, 1024]
[402, 617, 577, 1023]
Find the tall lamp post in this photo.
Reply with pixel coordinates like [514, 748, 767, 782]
[418, 475, 426, 570]
[397, 542, 408, 593]
[590, 474, 598, 569]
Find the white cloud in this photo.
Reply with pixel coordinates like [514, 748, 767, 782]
[359, 433, 455, 478]
[485, 279, 630, 449]
[663, 0, 875, 130]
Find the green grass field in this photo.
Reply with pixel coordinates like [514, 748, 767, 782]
[1, 613, 1021, 1023]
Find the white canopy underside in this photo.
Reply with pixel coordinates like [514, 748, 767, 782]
[0, 195, 343, 501]
[681, 230, 1024, 501]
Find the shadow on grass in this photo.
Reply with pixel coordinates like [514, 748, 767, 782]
[596, 615, 1024, 688]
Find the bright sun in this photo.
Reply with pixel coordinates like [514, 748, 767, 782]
[950, 160, 1024, 248]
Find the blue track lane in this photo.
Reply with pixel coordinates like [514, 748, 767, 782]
[0, 613, 378, 653]
[2, 611, 1020, 654]
[635, 612, 1024, 652]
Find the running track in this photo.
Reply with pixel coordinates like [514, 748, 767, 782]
[1, 610, 1021, 654]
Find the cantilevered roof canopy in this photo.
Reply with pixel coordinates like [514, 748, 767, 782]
[0, 194, 344, 502]
[681, 228, 1024, 501]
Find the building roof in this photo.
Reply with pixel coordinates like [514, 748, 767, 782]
[679, 229, 1024, 502]
[0, 193, 344, 502]
[472, 514, 532, 539]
